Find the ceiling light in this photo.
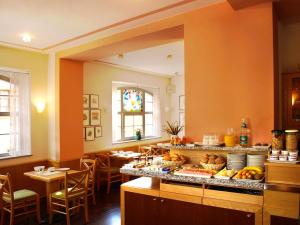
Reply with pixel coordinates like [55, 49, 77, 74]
[167, 54, 173, 60]
[21, 33, 32, 43]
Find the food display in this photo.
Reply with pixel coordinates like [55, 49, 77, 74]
[271, 130, 283, 150]
[268, 150, 299, 163]
[199, 154, 226, 171]
[233, 166, 264, 181]
[174, 168, 216, 178]
[163, 153, 186, 166]
[214, 167, 236, 179]
[285, 130, 298, 151]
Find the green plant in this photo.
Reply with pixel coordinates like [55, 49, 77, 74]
[163, 121, 183, 135]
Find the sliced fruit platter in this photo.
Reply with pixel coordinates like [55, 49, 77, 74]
[214, 168, 236, 180]
[174, 168, 216, 178]
[232, 166, 264, 183]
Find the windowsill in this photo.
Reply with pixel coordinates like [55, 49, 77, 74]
[0, 154, 32, 161]
[112, 136, 163, 145]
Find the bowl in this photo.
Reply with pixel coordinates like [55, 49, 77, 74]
[34, 166, 45, 173]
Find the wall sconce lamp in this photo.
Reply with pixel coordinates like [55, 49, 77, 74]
[35, 100, 46, 113]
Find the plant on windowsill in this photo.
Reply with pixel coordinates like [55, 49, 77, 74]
[135, 129, 142, 141]
[162, 121, 183, 145]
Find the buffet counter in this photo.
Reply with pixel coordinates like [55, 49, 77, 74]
[120, 146, 299, 225]
[120, 167, 264, 190]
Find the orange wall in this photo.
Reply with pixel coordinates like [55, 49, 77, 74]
[59, 1, 274, 146]
[185, 3, 274, 143]
[59, 59, 84, 161]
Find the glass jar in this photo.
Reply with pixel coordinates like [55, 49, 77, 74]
[224, 128, 236, 147]
[271, 130, 283, 150]
[285, 130, 299, 150]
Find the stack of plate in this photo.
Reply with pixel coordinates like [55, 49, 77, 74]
[227, 153, 246, 170]
[247, 154, 266, 168]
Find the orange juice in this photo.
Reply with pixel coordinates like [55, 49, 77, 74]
[224, 135, 236, 147]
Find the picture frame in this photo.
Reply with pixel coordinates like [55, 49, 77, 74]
[83, 109, 90, 126]
[90, 109, 101, 126]
[85, 127, 95, 141]
[179, 95, 185, 110]
[83, 128, 86, 139]
[90, 94, 99, 108]
[95, 126, 102, 137]
[179, 112, 185, 127]
[83, 94, 90, 109]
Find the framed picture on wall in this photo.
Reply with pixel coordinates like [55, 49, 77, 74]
[90, 109, 101, 126]
[90, 94, 99, 108]
[83, 110, 90, 126]
[85, 127, 95, 141]
[83, 128, 86, 139]
[83, 94, 90, 108]
[95, 126, 102, 137]
[179, 95, 185, 110]
[179, 112, 185, 127]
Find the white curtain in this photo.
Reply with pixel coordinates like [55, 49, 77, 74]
[0, 68, 31, 157]
[152, 87, 161, 137]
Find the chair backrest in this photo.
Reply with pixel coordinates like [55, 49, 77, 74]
[139, 146, 152, 155]
[96, 153, 111, 169]
[80, 158, 97, 181]
[0, 183, 3, 209]
[0, 173, 13, 202]
[64, 170, 89, 199]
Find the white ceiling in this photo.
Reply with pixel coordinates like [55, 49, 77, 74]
[99, 41, 184, 76]
[0, 0, 223, 50]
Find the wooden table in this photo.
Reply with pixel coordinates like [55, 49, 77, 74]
[24, 170, 79, 214]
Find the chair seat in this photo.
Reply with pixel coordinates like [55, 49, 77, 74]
[51, 188, 85, 200]
[3, 189, 37, 202]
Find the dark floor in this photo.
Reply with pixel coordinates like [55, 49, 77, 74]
[4, 184, 121, 225]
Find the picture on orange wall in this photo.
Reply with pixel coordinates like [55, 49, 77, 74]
[90, 94, 99, 108]
[90, 109, 101, 126]
[83, 94, 90, 108]
[95, 126, 102, 137]
[83, 110, 90, 126]
[179, 112, 185, 127]
[85, 127, 95, 141]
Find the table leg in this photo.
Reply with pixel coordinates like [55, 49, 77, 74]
[46, 182, 60, 215]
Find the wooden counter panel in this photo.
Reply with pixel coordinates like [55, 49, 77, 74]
[121, 177, 160, 197]
[204, 189, 263, 205]
[160, 190, 202, 205]
[264, 190, 299, 219]
[160, 182, 203, 197]
[265, 163, 300, 185]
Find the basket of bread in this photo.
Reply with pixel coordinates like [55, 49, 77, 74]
[163, 153, 186, 167]
[199, 154, 226, 171]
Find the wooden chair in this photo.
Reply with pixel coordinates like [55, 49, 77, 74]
[80, 158, 97, 205]
[0, 173, 41, 225]
[0, 184, 3, 211]
[139, 146, 152, 155]
[96, 153, 122, 194]
[49, 170, 89, 225]
[149, 145, 163, 155]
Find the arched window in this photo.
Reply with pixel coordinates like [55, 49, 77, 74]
[113, 87, 154, 141]
[0, 75, 10, 156]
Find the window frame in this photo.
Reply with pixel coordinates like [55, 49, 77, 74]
[118, 87, 154, 141]
[0, 75, 10, 157]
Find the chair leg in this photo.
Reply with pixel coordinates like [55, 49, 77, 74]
[0, 208, 5, 225]
[66, 201, 71, 225]
[97, 174, 101, 192]
[84, 196, 89, 224]
[9, 208, 14, 225]
[92, 187, 96, 205]
[49, 196, 53, 224]
[36, 194, 41, 224]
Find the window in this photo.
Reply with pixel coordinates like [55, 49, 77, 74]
[0, 69, 31, 158]
[0, 76, 10, 156]
[113, 87, 154, 142]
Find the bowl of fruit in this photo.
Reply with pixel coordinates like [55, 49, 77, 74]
[233, 166, 264, 182]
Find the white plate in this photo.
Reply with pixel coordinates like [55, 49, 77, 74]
[55, 167, 70, 171]
[267, 159, 299, 164]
